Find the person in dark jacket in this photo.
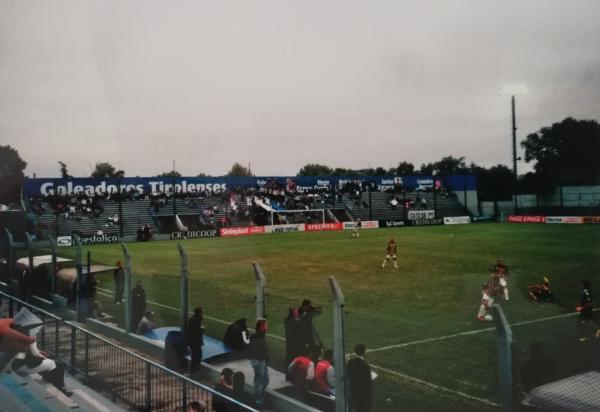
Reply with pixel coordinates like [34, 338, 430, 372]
[578, 281, 594, 321]
[347, 343, 372, 412]
[186, 306, 205, 372]
[248, 319, 269, 409]
[284, 307, 305, 368]
[224, 318, 250, 353]
[131, 281, 147, 330]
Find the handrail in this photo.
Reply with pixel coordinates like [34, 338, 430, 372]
[0, 289, 257, 411]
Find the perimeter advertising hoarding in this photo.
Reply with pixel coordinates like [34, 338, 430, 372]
[545, 216, 582, 224]
[170, 229, 219, 239]
[408, 210, 435, 220]
[305, 223, 343, 232]
[56, 233, 120, 246]
[264, 224, 305, 233]
[443, 216, 471, 225]
[378, 220, 406, 228]
[507, 215, 546, 223]
[342, 221, 379, 230]
[582, 216, 600, 224]
[219, 226, 266, 237]
[407, 218, 444, 226]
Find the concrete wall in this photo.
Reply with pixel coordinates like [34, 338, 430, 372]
[515, 185, 600, 208]
[452, 190, 479, 215]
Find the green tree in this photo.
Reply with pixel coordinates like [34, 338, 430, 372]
[226, 162, 253, 177]
[0, 145, 27, 203]
[158, 170, 181, 178]
[390, 161, 415, 176]
[297, 163, 333, 176]
[419, 156, 469, 175]
[469, 163, 515, 200]
[521, 117, 600, 185]
[196, 173, 211, 177]
[58, 161, 71, 179]
[91, 162, 125, 178]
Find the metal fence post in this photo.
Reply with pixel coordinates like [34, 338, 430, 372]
[329, 276, 347, 412]
[121, 243, 133, 334]
[252, 262, 267, 320]
[74, 235, 83, 321]
[84, 333, 90, 375]
[178, 243, 189, 332]
[70, 325, 77, 372]
[492, 304, 514, 412]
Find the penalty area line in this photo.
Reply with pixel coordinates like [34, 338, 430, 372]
[368, 307, 600, 354]
[369, 364, 500, 407]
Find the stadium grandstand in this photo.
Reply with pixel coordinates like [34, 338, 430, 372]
[21, 175, 475, 241]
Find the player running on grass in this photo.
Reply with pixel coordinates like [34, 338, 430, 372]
[477, 282, 494, 321]
[382, 238, 399, 268]
[490, 258, 509, 301]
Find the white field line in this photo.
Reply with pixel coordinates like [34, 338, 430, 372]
[368, 307, 600, 354]
[369, 364, 500, 407]
[97, 287, 499, 407]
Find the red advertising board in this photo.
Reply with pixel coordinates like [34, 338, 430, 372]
[583, 216, 600, 224]
[305, 223, 343, 232]
[220, 226, 265, 237]
[507, 215, 546, 223]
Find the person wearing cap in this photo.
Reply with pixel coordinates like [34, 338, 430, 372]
[136, 310, 157, 335]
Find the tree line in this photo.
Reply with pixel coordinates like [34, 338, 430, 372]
[1, 117, 599, 203]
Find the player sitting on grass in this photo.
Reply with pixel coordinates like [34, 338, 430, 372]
[382, 238, 399, 268]
[477, 282, 494, 321]
[527, 277, 554, 302]
[489, 258, 509, 300]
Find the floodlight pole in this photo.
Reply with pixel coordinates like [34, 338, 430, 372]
[252, 262, 267, 320]
[511, 96, 517, 180]
[492, 304, 514, 412]
[178, 243, 189, 332]
[329, 276, 347, 412]
[48, 236, 57, 294]
[74, 235, 83, 321]
[121, 243, 133, 334]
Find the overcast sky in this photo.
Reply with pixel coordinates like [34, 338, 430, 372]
[1, 0, 599, 178]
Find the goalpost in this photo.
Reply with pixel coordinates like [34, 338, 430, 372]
[270, 208, 326, 225]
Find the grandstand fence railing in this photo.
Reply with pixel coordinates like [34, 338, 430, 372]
[0, 289, 257, 412]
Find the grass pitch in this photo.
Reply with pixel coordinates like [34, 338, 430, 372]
[60, 223, 600, 411]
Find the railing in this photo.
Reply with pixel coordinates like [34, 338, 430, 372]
[0, 290, 257, 412]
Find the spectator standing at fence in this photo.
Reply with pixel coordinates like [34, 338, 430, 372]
[212, 367, 234, 412]
[187, 400, 206, 412]
[298, 299, 323, 355]
[347, 344, 372, 412]
[284, 307, 305, 368]
[186, 306, 205, 372]
[249, 318, 270, 410]
[113, 261, 125, 304]
[131, 281, 147, 330]
[224, 318, 251, 353]
[313, 349, 335, 396]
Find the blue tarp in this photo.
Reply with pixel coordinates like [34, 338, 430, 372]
[144, 327, 231, 361]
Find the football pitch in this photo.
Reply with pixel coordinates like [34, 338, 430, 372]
[67, 223, 599, 411]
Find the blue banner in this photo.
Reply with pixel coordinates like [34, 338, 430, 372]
[23, 175, 476, 197]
